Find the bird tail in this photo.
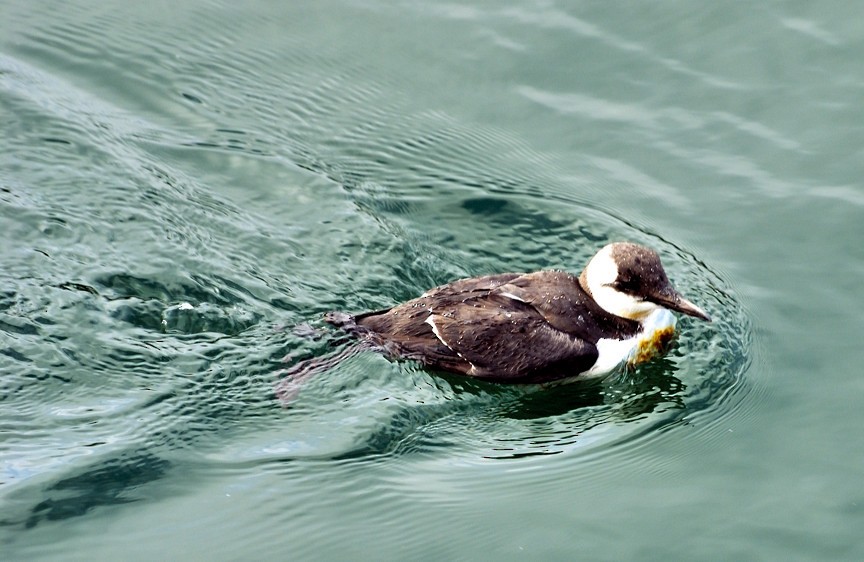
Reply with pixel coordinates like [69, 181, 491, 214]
[323, 310, 358, 329]
[275, 311, 380, 405]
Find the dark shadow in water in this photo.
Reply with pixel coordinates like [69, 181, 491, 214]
[0, 453, 171, 530]
[459, 196, 599, 240]
[3, 326, 694, 532]
[94, 272, 243, 307]
[89, 272, 262, 335]
[2, 346, 281, 531]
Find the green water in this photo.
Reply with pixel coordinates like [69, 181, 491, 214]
[2, 1, 862, 560]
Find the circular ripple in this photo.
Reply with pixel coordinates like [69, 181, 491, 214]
[266, 196, 752, 483]
[1, 5, 752, 548]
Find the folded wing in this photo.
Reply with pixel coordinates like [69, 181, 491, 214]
[428, 293, 598, 382]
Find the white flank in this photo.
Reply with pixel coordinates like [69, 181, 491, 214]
[585, 308, 677, 378]
[425, 314, 452, 351]
[499, 291, 526, 303]
[585, 336, 639, 377]
[425, 313, 471, 365]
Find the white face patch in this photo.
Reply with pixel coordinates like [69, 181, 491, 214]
[584, 245, 660, 321]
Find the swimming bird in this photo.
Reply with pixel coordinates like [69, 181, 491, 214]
[325, 242, 711, 384]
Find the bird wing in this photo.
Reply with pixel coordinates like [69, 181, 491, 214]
[420, 273, 523, 299]
[491, 271, 639, 338]
[427, 293, 598, 383]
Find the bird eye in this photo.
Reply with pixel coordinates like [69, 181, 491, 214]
[611, 281, 645, 300]
[612, 281, 632, 293]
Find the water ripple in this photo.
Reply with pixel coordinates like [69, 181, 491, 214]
[1, 2, 753, 552]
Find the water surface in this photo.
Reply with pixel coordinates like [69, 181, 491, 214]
[2, 1, 863, 560]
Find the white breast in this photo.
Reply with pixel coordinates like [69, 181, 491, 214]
[584, 309, 677, 378]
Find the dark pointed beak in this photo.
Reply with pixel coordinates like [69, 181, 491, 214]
[652, 289, 712, 322]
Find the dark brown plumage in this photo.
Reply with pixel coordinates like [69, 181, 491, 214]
[324, 242, 711, 384]
[326, 271, 637, 383]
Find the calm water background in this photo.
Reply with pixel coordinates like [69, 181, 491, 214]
[2, 1, 862, 560]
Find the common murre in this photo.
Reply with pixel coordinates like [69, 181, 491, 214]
[324, 242, 711, 384]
